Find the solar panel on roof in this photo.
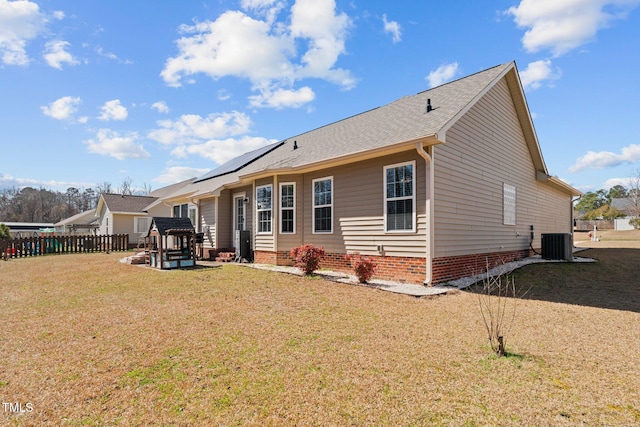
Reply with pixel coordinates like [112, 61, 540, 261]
[194, 141, 284, 183]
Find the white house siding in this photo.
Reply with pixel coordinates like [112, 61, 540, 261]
[433, 77, 572, 258]
[273, 151, 429, 257]
[97, 211, 112, 235]
[199, 198, 216, 249]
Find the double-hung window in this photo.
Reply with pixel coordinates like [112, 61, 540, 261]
[280, 183, 295, 234]
[384, 161, 416, 232]
[313, 177, 333, 233]
[256, 185, 272, 233]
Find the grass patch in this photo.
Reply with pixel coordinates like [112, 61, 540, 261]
[1, 250, 640, 425]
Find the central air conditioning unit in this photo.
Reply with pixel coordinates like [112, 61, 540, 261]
[235, 230, 252, 262]
[541, 233, 572, 260]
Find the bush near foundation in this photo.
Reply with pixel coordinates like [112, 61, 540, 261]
[290, 244, 325, 275]
[346, 253, 377, 283]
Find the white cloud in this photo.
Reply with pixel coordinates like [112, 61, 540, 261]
[426, 62, 459, 88]
[217, 89, 231, 101]
[0, 0, 47, 65]
[43, 40, 78, 69]
[604, 177, 632, 189]
[248, 85, 315, 109]
[240, 0, 285, 23]
[171, 136, 277, 165]
[148, 111, 252, 145]
[41, 96, 86, 122]
[84, 129, 150, 160]
[290, 0, 354, 85]
[161, 0, 355, 108]
[98, 99, 128, 121]
[0, 173, 93, 190]
[154, 166, 210, 184]
[94, 46, 132, 64]
[151, 101, 170, 114]
[519, 59, 561, 90]
[569, 144, 640, 172]
[382, 14, 401, 43]
[507, 0, 640, 57]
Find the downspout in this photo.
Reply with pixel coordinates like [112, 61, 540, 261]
[416, 142, 434, 286]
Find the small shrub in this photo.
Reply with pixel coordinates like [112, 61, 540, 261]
[476, 259, 529, 357]
[0, 223, 10, 239]
[630, 218, 640, 230]
[290, 244, 325, 275]
[346, 253, 377, 283]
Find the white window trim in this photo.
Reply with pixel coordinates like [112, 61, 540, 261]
[384, 161, 417, 233]
[312, 176, 333, 234]
[256, 184, 273, 234]
[503, 183, 517, 226]
[279, 182, 296, 234]
[233, 192, 246, 232]
[134, 216, 152, 234]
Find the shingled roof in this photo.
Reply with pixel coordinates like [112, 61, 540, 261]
[99, 193, 158, 214]
[148, 217, 195, 236]
[162, 61, 579, 200]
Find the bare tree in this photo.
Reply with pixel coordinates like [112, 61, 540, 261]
[140, 182, 153, 195]
[95, 181, 113, 196]
[118, 177, 134, 195]
[628, 168, 640, 218]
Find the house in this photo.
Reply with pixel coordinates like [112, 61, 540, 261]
[93, 179, 194, 242]
[95, 193, 161, 239]
[611, 197, 640, 230]
[161, 61, 581, 284]
[54, 209, 99, 234]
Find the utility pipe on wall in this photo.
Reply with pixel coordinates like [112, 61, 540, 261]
[416, 142, 434, 286]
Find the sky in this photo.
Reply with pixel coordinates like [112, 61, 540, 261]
[1, 0, 640, 195]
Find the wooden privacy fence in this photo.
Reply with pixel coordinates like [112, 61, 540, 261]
[1, 234, 129, 259]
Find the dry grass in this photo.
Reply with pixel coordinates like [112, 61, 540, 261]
[1, 250, 640, 426]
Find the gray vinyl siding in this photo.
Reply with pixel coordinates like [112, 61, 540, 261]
[217, 190, 232, 248]
[199, 198, 216, 249]
[433, 77, 572, 258]
[275, 151, 427, 257]
[221, 185, 253, 249]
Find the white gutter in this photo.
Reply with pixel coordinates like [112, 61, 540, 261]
[416, 142, 434, 286]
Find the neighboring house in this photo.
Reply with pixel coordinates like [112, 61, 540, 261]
[611, 197, 640, 230]
[162, 62, 581, 284]
[53, 180, 194, 242]
[95, 194, 168, 241]
[54, 209, 99, 234]
[611, 197, 639, 218]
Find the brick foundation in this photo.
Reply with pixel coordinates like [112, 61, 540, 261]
[431, 249, 533, 283]
[255, 248, 533, 285]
